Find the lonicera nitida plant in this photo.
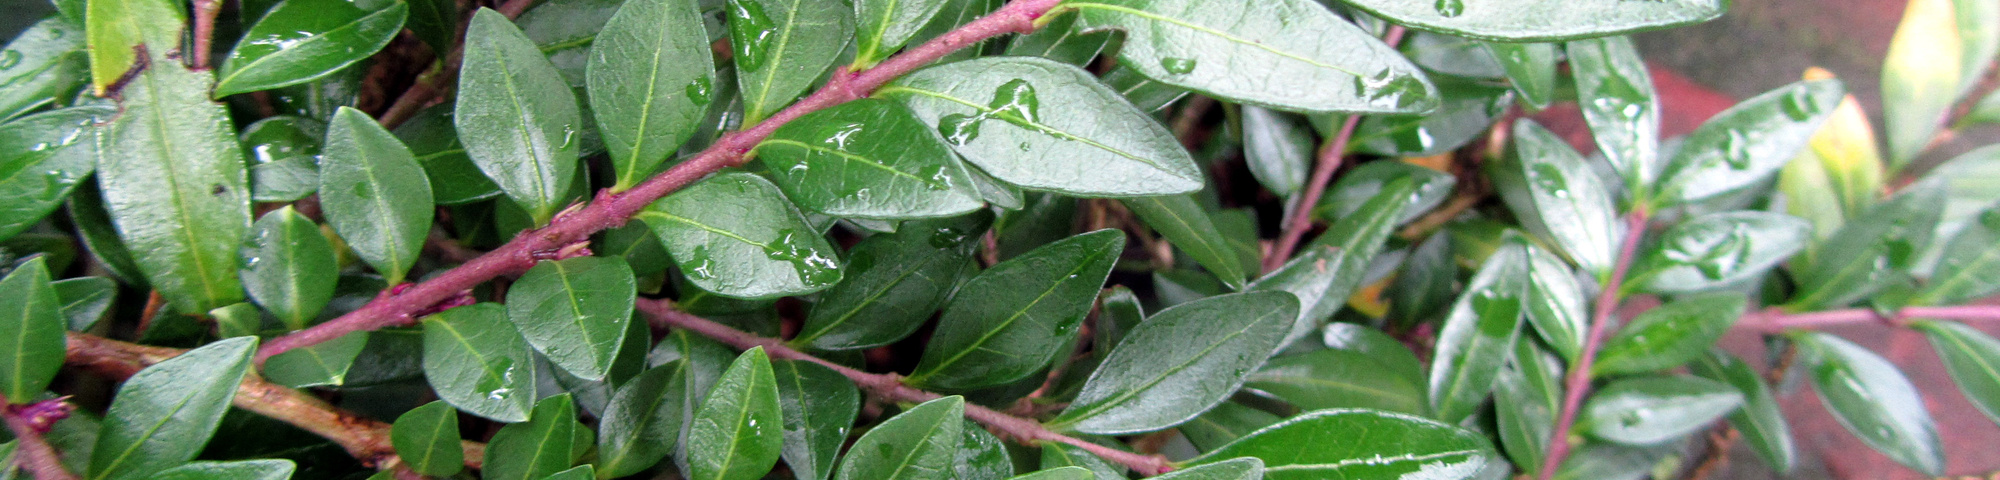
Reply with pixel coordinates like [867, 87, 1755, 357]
[3, 0, 2000, 477]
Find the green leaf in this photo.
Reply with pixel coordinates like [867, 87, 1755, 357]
[507, 256, 636, 381]
[1008, 467, 1093, 480]
[1486, 42, 1558, 110]
[421, 303, 536, 422]
[757, 99, 984, 218]
[1490, 120, 1621, 276]
[54, 276, 118, 331]
[586, 0, 714, 189]
[1351, 79, 1513, 158]
[0, 257, 64, 403]
[208, 303, 261, 339]
[238, 206, 337, 330]
[1522, 244, 1587, 361]
[1003, 11, 1113, 65]
[391, 401, 464, 477]
[88, 337, 256, 480]
[1880, 0, 1966, 166]
[854, 0, 950, 66]
[639, 172, 844, 299]
[687, 347, 783, 480]
[543, 465, 595, 480]
[1093, 286, 1144, 355]
[0, 106, 105, 242]
[1567, 36, 1660, 192]
[1494, 342, 1560, 477]
[395, 106, 503, 205]
[1339, 0, 1723, 41]
[1793, 184, 1945, 309]
[952, 419, 1013, 479]
[595, 362, 688, 477]
[1912, 321, 2000, 427]
[1389, 231, 1456, 327]
[1779, 88, 1884, 237]
[1189, 409, 1495, 480]
[262, 331, 367, 388]
[1055, 291, 1298, 434]
[486, 395, 582, 480]
[1428, 241, 1528, 424]
[404, 0, 456, 55]
[1274, 176, 1442, 344]
[880, 57, 1202, 197]
[1626, 212, 1811, 295]
[1039, 443, 1122, 479]
[1582, 375, 1743, 445]
[1180, 402, 1280, 452]
[1688, 350, 1795, 473]
[908, 0, 1002, 65]
[1793, 331, 1944, 475]
[1121, 194, 1247, 290]
[1322, 322, 1426, 386]
[145, 460, 296, 480]
[321, 107, 434, 284]
[1103, 66, 1191, 113]
[84, 0, 183, 94]
[1239, 105, 1313, 198]
[214, 0, 407, 96]
[1656, 79, 1844, 204]
[834, 395, 963, 480]
[1593, 293, 1746, 376]
[1310, 162, 1455, 228]
[0, 19, 89, 122]
[1550, 443, 1675, 480]
[1246, 348, 1426, 415]
[1152, 458, 1262, 480]
[456, 8, 583, 225]
[1071, 0, 1437, 113]
[97, 60, 251, 313]
[907, 229, 1122, 390]
[728, 0, 854, 124]
[776, 360, 859, 480]
[1916, 206, 2000, 305]
[240, 115, 324, 203]
[794, 213, 986, 350]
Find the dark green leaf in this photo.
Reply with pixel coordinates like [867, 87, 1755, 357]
[1310, 161, 1454, 227]
[951, 419, 1013, 480]
[507, 256, 636, 380]
[687, 347, 783, 480]
[1494, 342, 1560, 477]
[0, 19, 88, 121]
[321, 106, 433, 284]
[97, 60, 251, 313]
[1656, 79, 1844, 204]
[0, 106, 106, 241]
[1487, 42, 1558, 110]
[262, 331, 367, 388]
[1093, 286, 1144, 355]
[1239, 105, 1313, 198]
[1916, 206, 2000, 305]
[84, 0, 182, 93]
[1594, 293, 1745, 375]
[1189, 409, 1496, 479]
[543, 465, 594, 480]
[1912, 321, 2000, 427]
[238, 116, 322, 203]
[404, 0, 455, 55]
[587, 0, 714, 189]
[0, 257, 64, 403]
[487, 395, 581, 480]
[1490, 120, 1621, 276]
[1550, 443, 1675, 480]
[395, 106, 502, 205]
[1581, 375, 1742, 445]
[1121, 194, 1247, 290]
[758, 99, 984, 218]
[1793, 184, 1945, 309]
[1688, 350, 1795, 473]
[214, 0, 407, 96]
[596, 362, 689, 477]
[392, 401, 464, 477]
[1521, 244, 1587, 361]
[1055, 291, 1298, 434]
[1179, 402, 1280, 452]
[1794, 331, 1944, 475]
[54, 276, 117, 331]
[1102, 66, 1190, 113]
[1388, 233, 1456, 327]
[421, 303, 536, 422]
[794, 213, 986, 350]
[89, 337, 255, 480]
[880, 57, 1202, 197]
[1154, 458, 1262, 480]
[56, 185, 142, 284]
[1626, 212, 1811, 295]
[728, 0, 853, 123]
[1340, 0, 1723, 41]
[639, 172, 844, 299]
[1009, 467, 1093, 480]
[1039, 443, 1122, 479]
[1429, 240, 1527, 424]
[145, 460, 296, 480]
[834, 395, 962, 480]
[1003, 11, 1112, 65]
[238, 206, 338, 330]
[1322, 322, 1426, 386]
[1246, 348, 1425, 415]
[1568, 36, 1661, 192]
[995, 193, 1077, 260]
[1351, 79, 1512, 157]
[456, 8, 583, 225]
[907, 230, 1122, 390]
[854, 0, 951, 65]
[776, 360, 859, 480]
[1072, 0, 1438, 113]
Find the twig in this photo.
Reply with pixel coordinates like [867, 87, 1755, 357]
[257, 0, 1066, 363]
[635, 299, 1177, 476]
[190, 0, 223, 69]
[1261, 26, 1406, 272]
[374, 0, 539, 129]
[63, 332, 487, 470]
[1, 405, 79, 480]
[1537, 210, 1651, 480]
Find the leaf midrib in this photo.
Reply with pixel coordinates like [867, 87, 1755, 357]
[1066, 2, 1361, 77]
[217, 5, 400, 92]
[133, 66, 231, 308]
[914, 245, 1107, 382]
[873, 85, 1192, 180]
[1062, 308, 1281, 426]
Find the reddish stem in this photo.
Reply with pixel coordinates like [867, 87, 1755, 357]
[257, 0, 1064, 363]
[1537, 210, 1650, 480]
[1, 406, 79, 480]
[636, 299, 1176, 476]
[1263, 25, 1407, 272]
[1737, 304, 2000, 332]
[190, 0, 222, 69]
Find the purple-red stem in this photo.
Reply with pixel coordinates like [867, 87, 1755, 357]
[1, 407, 79, 480]
[635, 299, 1177, 476]
[190, 0, 221, 69]
[256, 0, 1065, 363]
[1739, 304, 2000, 332]
[1263, 26, 1407, 273]
[1537, 210, 1651, 480]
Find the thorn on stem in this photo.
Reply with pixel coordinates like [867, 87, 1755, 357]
[7, 399, 75, 434]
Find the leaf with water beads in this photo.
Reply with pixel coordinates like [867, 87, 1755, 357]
[1656, 79, 1844, 205]
[421, 303, 536, 422]
[756, 98, 984, 219]
[639, 172, 843, 299]
[1342, 0, 1725, 41]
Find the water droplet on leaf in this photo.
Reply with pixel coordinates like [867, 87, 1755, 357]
[1434, 0, 1465, 17]
[1159, 57, 1198, 74]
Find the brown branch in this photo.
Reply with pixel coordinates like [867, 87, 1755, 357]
[635, 299, 1177, 476]
[257, 0, 1067, 363]
[1262, 26, 1408, 273]
[1536, 210, 1650, 479]
[1, 406, 80, 480]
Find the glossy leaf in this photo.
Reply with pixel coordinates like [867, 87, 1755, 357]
[834, 396, 962, 480]
[1428, 241, 1528, 424]
[1522, 244, 1587, 361]
[1490, 119, 1621, 276]
[776, 360, 859, 480]
[97, 60, 251, 313]
[1779, 82, 1885, 237]
[1071, 0, 1438, 113]
[238, 207, 337, 330]
[1003, 11, 1112, 65]
[1039, 443, 1122, 479]
[1152, 458, 1262, 480]
[0, 106, 106, 242]
[1656, 79, 1844, 204]
[1568, 36, 1661, 192]
[687, 347, 783, 480]
[1340, 0, 1724, 41]
[54, 277, 117, 331]
[1688, 350, 1795, 473]
[1246, 348, 1426, 415]
[391, 401, 465, 477]
[1582, 375, 1743, 445]
[1054, 291, 1298, 434]
[320, 106, 434, 284]
[1188, 409, 1495, 480]
[758, 99, 984, 218]
[89, 337, 255, 480]
[1181, 402, 1281, 452]
[507, 256, 636, 381]
[1626, 212, 1811, 294]
[587, 0, 714, 189]
[1793, 184, 1945, 309]
[1009, 467, 1093, 480]
[639, 172, 843, 299]
[84, 0, 183, 93]
[0, 19, 88, 121]
[1494, 342, 1560, 477]
[1351, 79, 1513, 157]
[1278, 176, 1441, 344]
[1239, 105, 1313, 197]
[854, 0, 950, 65]
[1917, 205, 2000, 305]
[794, 213, 986, 350]
[1487, 42, 1558, 110]
[1912, 321, 2000, 427]
[951, 418, 1012, 480]
[729, 0, 854, 123]
[421, 303, 536, 422]
[0, 257, 64, 404]
[880, 57, 1202, 197]
[1310, 161, 1455, 227]
[240, 116, 323, 202]
[456, 8, 583, 225]
[907, 229, 1122, 390]
[486, 395, 581, 480]
[395, 106, 503, 205]
[262, 331, 367, 388]
[1121, 194, 1248, 290]
[595, 363, 689, 477]
[543, 465, 594, 480]
[1880, 0, 1965, 166]
[215, 0, 408, 96]
[1594, 293, 1746, 375]
[404, 0, 455, 54]
[1322, 322, 1427, 386]
[1794, 331, 1944, 475]
[146, 460, 296, 480]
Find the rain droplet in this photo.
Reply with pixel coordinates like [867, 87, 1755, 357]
[351, 183, 374, 200]
[686, 245, 717, 280]
[918, 164, 952, 191]
[0, 50, 21, 70]
[1434, 0, 1465, 17]
[727, 0, 778, 71]
[686, 76, 714, 106]
[930, 226, 971, 248]
[934, 79, 1044, 146]
[764, 230, 839, 287]
[1779, 87, 1819, 122]
[1721, 129, 1753, 170]
[1159, 57, 1197, 74]
[1528, 163, 1571, 199]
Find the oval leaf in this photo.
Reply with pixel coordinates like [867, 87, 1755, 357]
[1581, 375, 1743, 445]
[238, 206, 338, 330]
[1916, 206, 2000, 305]
[0, 257, 65, 403]
[776, 360, 859, 480]
[1522, 244, 1588, 361]
[1055, 291, 1299, 434]
[1120, 194, 1247, 290]
[1688, 350, 1795, 473]
[321, 106, 434, 284]
[729, 0, 854, 123]
[1340, 0, 1724, 41]
[262, 331, 367, 388]
[1794, 331, 1944, 475]
[1912, 321, 2000, 427]
[0, 106, 108, 241]
[1490, 119, 1621, 276]
[639, 172, 843, 299]
[758, 98, 984, 218]
[586, 0, 715, 189]
[834, 395, 963, 480]
[456, 8, 583, 224]
[1190, 409, 1495, 480]
[1567, 36, 1661, 192]
[907, 229, 1122, 390]
[1428, 241, 1528, 424]
[1246, 347, 1426, 415]
[392, 401, 465, 477]
[794, 213, 987, 350]
[215, 0, 408, 96]
[687, 347, 783, 480]
[0, 19, 88, 121]
[1594, 292, 1746, 376]
[485, 395, 581, 480]
[89, 337, 256, 480]
[1656, 79, 1844, 204]
[1627, 211, 1810, 294]
[507, 256, 636, 381]
[595, 362, 689, 478]
[421, 303, 536, 422]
